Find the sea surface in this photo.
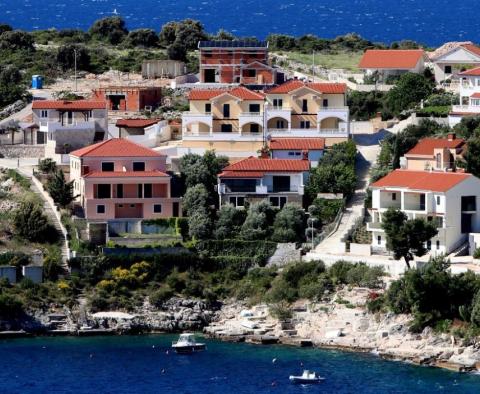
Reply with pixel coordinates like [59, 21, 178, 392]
[0, 0, 479, 46]
[0, 335, 479, 393]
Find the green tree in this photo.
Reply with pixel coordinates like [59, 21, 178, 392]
[0, 30, 34, 51]
[214, 203, 246, 239]
[167, 41, 187, 61]
[385, 73, 434, 115]
[462, 137, 480, 177]
[240, 200, 276, 240]
[307, 162, 357, 198]
[381, 208, 438, 269]
[125, 29, 159, 48]
[0, 24, 12, 35]
[89, 16, 128, 45]
[159, 21, 179, 47]
[272, 203, 306, 242]
[213, 29, 236, 40]
[38, 158, 57, 174]
[56, 44, 91, 71]
[453, 116, 480, 139]
[174, 19, 207, 50]
[470, 289, 480, 327]
[182, 184, 210, 215]
[47, 170, 75, 208]
[0, 65, 27, 107]
[13, 201, 50, 242]
[188, 210, 212, 240]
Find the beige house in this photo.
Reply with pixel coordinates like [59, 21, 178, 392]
[401, 134, 466, 172]
[430, 42, 480, 83]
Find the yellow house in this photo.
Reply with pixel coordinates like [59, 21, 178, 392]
[182, 86, 266, 158]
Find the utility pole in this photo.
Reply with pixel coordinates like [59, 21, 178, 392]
[312, 51, 315, 81]
[74, 48, 78, 92]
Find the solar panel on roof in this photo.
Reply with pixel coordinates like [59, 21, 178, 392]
[199, 40, 267, 48]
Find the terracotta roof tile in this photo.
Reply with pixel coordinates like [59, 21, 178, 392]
[269, 138, 325, 151]
[32, 100, 107, 110]
[267, 80, 346, 94]
[462, 44, 480, 57]
[70, 138, 163, 158]
[115, 119, 161, 128]
[188, 86, 264, 101]
[405, 136, 465, 156]
[219, 171, 264, 178]
[219, 157, 309, 178]
[459, 66, 480, 76]
[358, 49, 425, 69]
[371, 169, 471, 192]
[471, 93, 480, 99]
[84, 170, 169, 178]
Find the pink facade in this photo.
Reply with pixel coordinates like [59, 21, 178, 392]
[70, 139, 181, 221]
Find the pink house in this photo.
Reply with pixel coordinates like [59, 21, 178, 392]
[69, 139, 181, 221]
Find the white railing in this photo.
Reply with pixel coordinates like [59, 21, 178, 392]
[451, 105, 480, 113]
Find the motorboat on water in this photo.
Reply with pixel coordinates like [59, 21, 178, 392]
[171, 333, 206, 354]
[289, 370, 325, 384]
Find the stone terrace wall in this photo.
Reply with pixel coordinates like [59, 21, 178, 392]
[0, 145, 45, 158]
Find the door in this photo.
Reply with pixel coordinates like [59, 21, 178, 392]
[272, 176, 290, 192]
[173, 202, 179, 217]
[204, 69, 216, 83]
[223, 104, 230, 118]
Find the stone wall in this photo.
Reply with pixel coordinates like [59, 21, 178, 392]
[0, 145, 45, 158]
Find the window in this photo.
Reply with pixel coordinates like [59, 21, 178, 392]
[436, 216, 444, 228]
[419, 194, 426, 210]
[445, 65, 452, 74]
[269, 196, 287, 208]
[102, 162, 114, 172]
[435, 153, 442, 169]
[246, 69, 256, 78]
[40, 110, 48, 118]
[302, 99, 308, 112]
[322, 99, 329, 108]
[229, 196, 245, 207]
[377, 235, 381, 246]
[276, 120, 285, 129]
[392, 193, 396, 201]
[144, 183, 152, 198]
[205, 103, 211, 113]
[221, 124, 233, 133]
[118, 204, 124, 208]
[130, 204, 136, 208]
[116, 184, 123, 198]
[96, 184, 111, 199]
[273, 99, 283, 108]
[137, 184, 143, 198]
[67, 111, 73, 125]
[249, 104, 260, 113]
[461, 196, 476, 211]
[224, 179, 256, 193]
[300, 121, 311, 129]
[153, 204, 162, 213]
[427, 240, 432, 250]
[436, 240, 440, 250]
[436, 196, 441, 205]
[288, 151, 301, 157]
[272, 176, 290, 192]
[96, 205, 105, 214]
[133, 162, 145, 172]
[223, 104, 230, 118]
[250, 124, 259, 133]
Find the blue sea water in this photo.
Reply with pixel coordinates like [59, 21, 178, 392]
[0, 0, 478, 46]
[0, 335, 479, 393]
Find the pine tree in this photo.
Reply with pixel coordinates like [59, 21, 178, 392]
[46, 170, 75, 208]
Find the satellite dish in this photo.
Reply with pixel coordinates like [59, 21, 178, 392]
[266, 134, 272, 141]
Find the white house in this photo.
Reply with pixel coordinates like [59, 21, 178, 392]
[367, 170, 480, 256]
[358, 49, 426, 82]
[217, 156, 309, 208]
[429, 42, 480, 84]
[449, 66, 480, 126]
[268, 138, 324, 166]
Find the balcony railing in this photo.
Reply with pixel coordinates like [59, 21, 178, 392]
[451, 105, 480, 113]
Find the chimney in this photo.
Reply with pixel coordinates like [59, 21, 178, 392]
[259, 150, 269, 159]
[447, 133, 456, 141]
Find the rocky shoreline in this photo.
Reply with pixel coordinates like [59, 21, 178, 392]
[204, 288, 480, 374]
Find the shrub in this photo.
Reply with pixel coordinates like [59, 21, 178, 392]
[272, 203, 306, 242]
[150, 287, 174, 308]
[13, 201, 52, 242]
[0, 293, 23, 318]
[269, 302, 293, 320]
[38, 158, 57, 174]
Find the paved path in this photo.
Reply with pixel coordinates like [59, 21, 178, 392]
[307, 131, 388, 258]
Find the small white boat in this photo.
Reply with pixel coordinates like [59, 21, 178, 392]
[289, 370, 325, 384]
[171, 333, 206, 354]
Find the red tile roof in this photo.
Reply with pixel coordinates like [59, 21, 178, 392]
[188, 86, 265, 101]
[84, 170, 169, 178]
[115, 119, 161, 128]
[358, 49, 425, 69]
[32, 100, 107, 110]
[459, 66, 480, 76]
[371, 169, 471, 192]
[70, 138, 163, 158]
[269, 138, 325, 151]
[219, 157, 309, 178]
[405, 136, 465, 157]
[462, 44, 480, 57]
[219, 171, 264, 178]
[267, 80, 346, 94]
[471, 93, 480, 99]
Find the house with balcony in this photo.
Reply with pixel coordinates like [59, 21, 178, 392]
[430, 42, 480, 84]
[181, 86, 266, 158]
[358, 49, 426, 82]
[115, 118, 174, 148]
[264, 80, 349, 145]
[368, 169, 480, 256]
[449, 66, 480, 126]
[268, 138, 324, 166]
[198, 40, 276, 85]
[32, 100, 108, 161]
[217, 156, 310, 208]
[401, 133, 466, 171]
[69, 138, 181, 221]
